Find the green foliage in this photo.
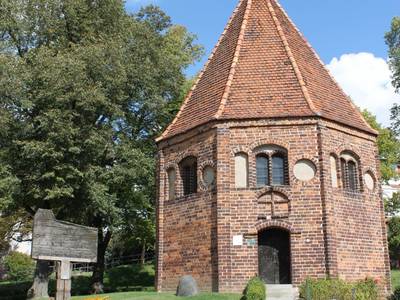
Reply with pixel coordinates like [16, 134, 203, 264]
[241, 277, 266, 300]
[299, 278, 378, 300]
[0, 281, 31, 300]
[362, 110, 400, 182]
[106, 264, 155, 292]
[391, 286, 400, 300]
[388, 217, 400, 264]
[3, 252, 35, 282]
[386, 193, 400, 217]
[0, 0, 203, 286]
[386, 17, 400, 92]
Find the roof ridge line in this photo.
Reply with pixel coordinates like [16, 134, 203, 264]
[156, 0, 248, 142]
[271, 0, 377, 135]
[266, 0, 320, 116]
[215, 0, 252, 119]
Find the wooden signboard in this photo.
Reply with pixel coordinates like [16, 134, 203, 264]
[32, 209, 98, 300]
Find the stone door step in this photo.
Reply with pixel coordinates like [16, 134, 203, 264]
[266, 284, 297, 300]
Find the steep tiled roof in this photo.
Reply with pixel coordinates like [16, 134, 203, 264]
[158, 0, 376, 141]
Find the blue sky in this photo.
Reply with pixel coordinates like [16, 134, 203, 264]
[126, 0, 400, 126]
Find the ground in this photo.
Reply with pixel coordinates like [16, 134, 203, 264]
[71, 292, 241, 300]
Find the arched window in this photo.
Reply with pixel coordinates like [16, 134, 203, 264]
[180, 156, 198, 196]
[330, 155, 338, 188]
[167, 168, 176, 200]
[348, 161, 358, 191]
[255, 146, 288, 187]
[272, 154, 285, 185]
[256, 154, 269, 187]
[235, 153, 248, 188]
[340, 151, 360, 192]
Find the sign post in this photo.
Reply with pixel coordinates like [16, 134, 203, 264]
[32, 209, 98, 300]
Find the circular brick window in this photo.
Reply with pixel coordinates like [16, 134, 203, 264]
[203, 166, 216, 189]
[293, 160, 316, 181]
[364, 172, 375, 191]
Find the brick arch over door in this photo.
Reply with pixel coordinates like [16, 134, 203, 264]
[255, 220, 294, 233]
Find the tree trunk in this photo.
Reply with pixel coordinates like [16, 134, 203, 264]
[140, 240, 146, 266]
[91, 229, 111, 294]
[27, 260, 51, 299]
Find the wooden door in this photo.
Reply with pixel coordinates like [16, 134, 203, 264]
[258, 229, 291, 284]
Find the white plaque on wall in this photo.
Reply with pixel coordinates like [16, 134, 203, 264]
[233, 235, 243, 246]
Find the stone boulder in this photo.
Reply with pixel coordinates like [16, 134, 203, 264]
[176, 275, 199, 297]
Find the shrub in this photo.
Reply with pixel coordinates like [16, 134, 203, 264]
[299, 278, 378, 300]
[242, 277, 266, 300]
[106, 263, 155, 292]
[3, 252, 35, 282]
[391, 286, 400, 300]
[0, 281, 31, 300]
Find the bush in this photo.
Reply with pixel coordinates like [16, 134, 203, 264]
[299, 278, 378, 300]
[0, 281, 32, 300]
[391, 286, 400, 300]
[3, 252, 35, 282]
[242, 277, 266, 300]
[106, 263, 155, 292]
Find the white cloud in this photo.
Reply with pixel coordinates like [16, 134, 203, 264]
[326, 52, 400, 126]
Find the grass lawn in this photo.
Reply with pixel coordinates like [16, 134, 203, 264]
[72, 292, 241, 300]
[392, 269, 400, 289]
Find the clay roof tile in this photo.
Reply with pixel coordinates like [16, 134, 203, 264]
[158, 0, 377, 141]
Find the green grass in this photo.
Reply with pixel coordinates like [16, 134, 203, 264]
[392, 269, 400, 290]
[72, 291, 241, 300]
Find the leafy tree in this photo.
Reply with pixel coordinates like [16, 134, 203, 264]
[388, 217, 400, 267]
[3, 251, 36, 282]
[0, 210, 32, 256]
[0, 0, 202, 297]
[386, 17, 400, 92]
[385, 193, 400, 217]
[362, 110, 400, 182]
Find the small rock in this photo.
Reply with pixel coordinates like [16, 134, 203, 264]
[176, 275, 199, 297]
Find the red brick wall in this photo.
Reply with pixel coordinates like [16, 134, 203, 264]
[215, 121, 327, 292]
[156, 118, 390, 296]
[319, 120, 391, 295]
[156, 130, 218, 292]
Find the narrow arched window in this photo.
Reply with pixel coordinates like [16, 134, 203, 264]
[330, 155, 338, 188]
[180, 156, 197, 196]
[256, 154, 269, 187]
[348, 161, 358, 191]
[167, 168, 176, 200]
[272, 154, 285, 185]
[340, 151, 360, 192]
[235, 153, 248, 188]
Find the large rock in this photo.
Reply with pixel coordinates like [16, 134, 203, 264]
[176, 275, 199, 297]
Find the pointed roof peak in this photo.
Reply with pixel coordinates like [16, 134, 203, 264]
[158, 0, 376, 141]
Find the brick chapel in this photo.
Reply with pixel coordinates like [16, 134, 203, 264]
[155, 0, 390, 295]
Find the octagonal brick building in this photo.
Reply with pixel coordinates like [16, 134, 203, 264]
[155, 0, 390, 296]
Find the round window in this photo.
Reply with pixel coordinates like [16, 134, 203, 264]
[364, 172, 375, 191]
[293, 160, 317, 181]
[203, 166, 216, 189]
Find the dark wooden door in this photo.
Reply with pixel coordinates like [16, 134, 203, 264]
[258, 229, 291, 284]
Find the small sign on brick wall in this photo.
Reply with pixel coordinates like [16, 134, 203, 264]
[233, 235, 243, 246]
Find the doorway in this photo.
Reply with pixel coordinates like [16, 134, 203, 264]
[258, 228, 291, 284]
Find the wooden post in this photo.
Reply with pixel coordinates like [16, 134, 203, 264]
[56, 260, 72, 300]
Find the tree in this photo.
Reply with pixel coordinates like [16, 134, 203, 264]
[362, 110, 400, 182]
[0, 0, 202, 297]
[385, 193, 400, 217]
[388, 217, 400, 267]
[386, 17, 400, 92]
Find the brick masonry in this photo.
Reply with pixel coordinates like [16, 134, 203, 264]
[155, 0, 390, 297]
[156, 118, 391, 296]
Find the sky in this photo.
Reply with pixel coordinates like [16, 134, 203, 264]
[125, 0, 400, 126]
